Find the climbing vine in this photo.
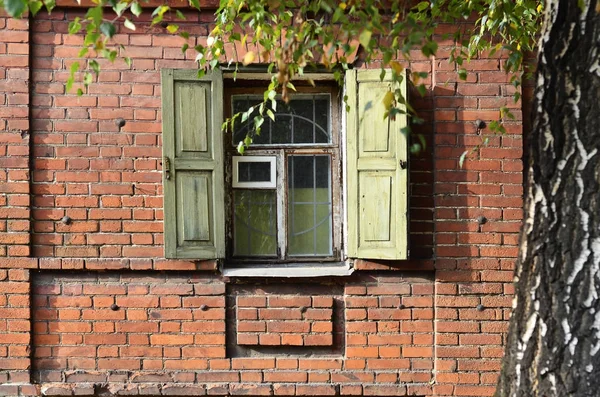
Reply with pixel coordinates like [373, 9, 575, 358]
[2, 0, 542, 153]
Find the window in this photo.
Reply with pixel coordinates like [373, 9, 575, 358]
[224, 87, 342, 262]
[161, 68, 409, 266]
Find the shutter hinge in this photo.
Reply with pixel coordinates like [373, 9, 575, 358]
[399, 160, 407, 169]
[163, 156, 171, 180]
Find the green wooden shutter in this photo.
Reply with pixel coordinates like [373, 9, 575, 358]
[162, 69, 225, 259]
[346, 69, 408, 260]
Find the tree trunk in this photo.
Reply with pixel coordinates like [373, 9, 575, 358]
[496, 1, 600, 396]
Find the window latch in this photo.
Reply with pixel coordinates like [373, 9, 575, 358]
[163, 156, 171, 180]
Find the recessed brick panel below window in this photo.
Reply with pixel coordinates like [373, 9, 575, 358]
[236, 294, 334, 347]
[31, 272, 226, 383]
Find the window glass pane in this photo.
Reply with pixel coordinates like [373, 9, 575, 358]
[287, 155, 332, 256]
[270, 114, 292, 144]
[233, 190, 277, 256]
[232, 97, 262, 144]
[292, 99, 314, 144]
[314, 99, 330, 143]
[231, 95, 331, 145]
[238, 161, 272, 183]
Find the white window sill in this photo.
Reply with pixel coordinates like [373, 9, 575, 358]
[222, 262, 354, 278]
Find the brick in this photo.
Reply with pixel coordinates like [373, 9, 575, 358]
[266, 321, 309, 333]
[114, 295, 159, 307]
[181, 346, 226, 358]
[231, 358, 275, 370]
[97, 358, 141, 370]
[268, 295, 311, 307]
[236, 296, 267, 307]
[150, 334, 193, 345]
[303, 334, 333, 346]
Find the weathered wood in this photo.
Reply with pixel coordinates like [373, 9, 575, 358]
[360, 81, 391, 152]
[497, 1, 600, 395]
[361, 175, 392, 242]
[180, 173, 210, 241]
[177, 83, 208, 153]
[345, 69, 408, 260]
[162, 69, 225, 260]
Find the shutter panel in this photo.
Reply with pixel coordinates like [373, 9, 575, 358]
[346, 69, 408, 260]
[162, 69, 225, 259]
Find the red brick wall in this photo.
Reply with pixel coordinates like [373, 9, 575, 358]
[236, 294, 335, 347]
[0, 8, 523, 397]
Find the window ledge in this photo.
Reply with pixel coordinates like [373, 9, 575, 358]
[222, 262, 354, 278]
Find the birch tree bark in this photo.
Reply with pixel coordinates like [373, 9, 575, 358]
[496, 1, 600, 396]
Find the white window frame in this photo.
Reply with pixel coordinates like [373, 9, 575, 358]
[232, 155, 277, 189]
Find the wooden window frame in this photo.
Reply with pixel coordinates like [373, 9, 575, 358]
[224, 83, 343, 265]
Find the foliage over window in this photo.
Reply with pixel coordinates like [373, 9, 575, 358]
[3, 0, 542, 153]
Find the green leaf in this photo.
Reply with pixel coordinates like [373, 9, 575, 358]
[86, 5, 103, 25]
[189, 0, 200, 9]
[418, 134, 426, 151]
[70, 61, 80, 74]
[29, 0, 43, 16]
[43, 0, 55, 13]
[359, 29, 372, 48]
[113, 1, 127, 16]
[83, 72, 93, 86]
[4, 0, 26, 17]
[422, 40, 438, 57]
[236, 141, 245, 154]
[78, 47, 88, 58]
[68, 17, 82, 34]
[130, 1, 142, 17]
[100, 22, 116, 38]
[107, 50, 118, 62]
[89, 60, 100, 74]
[253, 115, 264, 130]
[181, 43, 189, 53]
[458, 150, 469, 168]
[77, 88, 84, 96]
[124, 18, 136, 31]
[175, 10, 186, 20]
[66, 61, 80, 92]
[166, 24, 179, 34]
[241, 109, 251, 123]
[124, 57, 132, 67]
[151, 4, 169, 17]
[415, 1, 429, 11]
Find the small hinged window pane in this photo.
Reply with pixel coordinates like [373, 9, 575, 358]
[232, 156, 276, 188]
